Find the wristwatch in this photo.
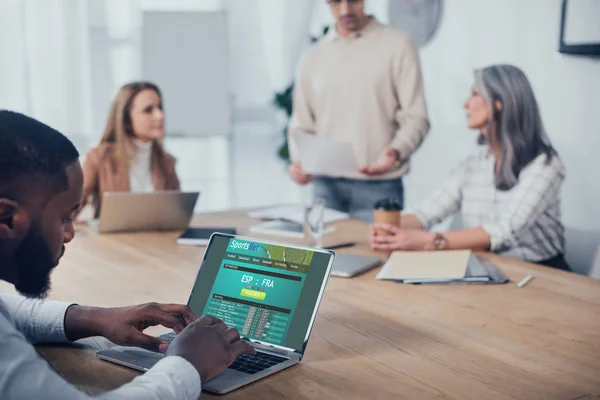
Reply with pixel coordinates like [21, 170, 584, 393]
[433, 233, 448, 250]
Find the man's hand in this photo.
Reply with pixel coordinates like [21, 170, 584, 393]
[289, 161, 314, 185]
[369, 223, 435, 251]
[167, 315, 256, 382]
[359, 148, 400, 176]
[65, 302, 197, 353]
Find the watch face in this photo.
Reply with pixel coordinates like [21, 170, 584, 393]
[434, 234, 446, 250]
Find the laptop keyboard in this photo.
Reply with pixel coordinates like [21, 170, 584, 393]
[229, 352, 288, 374]
[158, 331, 288, 374]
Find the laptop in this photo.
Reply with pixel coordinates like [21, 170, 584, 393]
[330, 253, 382, 278]
[90, 191, 199, 233]
[97, 233, 335, 394]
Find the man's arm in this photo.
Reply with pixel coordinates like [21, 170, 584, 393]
[389, 37, 430, 161]
[288, 53, 316, 162]
[0, 293, 197, 351]
[0, 328, 201, 400]
[0, 296, 201, 400]
[0, 293, 74, 344]
[0, 296, 254, 399]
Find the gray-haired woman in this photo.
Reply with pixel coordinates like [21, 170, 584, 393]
[370, 64, 570, 270]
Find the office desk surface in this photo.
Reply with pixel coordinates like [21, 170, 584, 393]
[2, 210, 599, 399]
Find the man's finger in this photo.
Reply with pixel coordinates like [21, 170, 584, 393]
[361, 166, 386, 176]
[129, 330, 166, 353]
[229, 340, 256, 361]
[158, 304, 197, 325]
[146, 308, 187, 333]
[223, 327, 241, 344]
[211, 322, 228, 333]
[198, 315, 224, 326]
[368, 165, 388, 175]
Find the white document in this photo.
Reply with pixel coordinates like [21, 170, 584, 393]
[292, 132, 359, 175]
[249, 220, 335, 239]
[248, 205, 349, 225]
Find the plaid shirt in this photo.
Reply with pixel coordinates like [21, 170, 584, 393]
[412, 148, 565, 262]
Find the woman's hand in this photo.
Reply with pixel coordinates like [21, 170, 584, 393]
[369, 223, 435, 251]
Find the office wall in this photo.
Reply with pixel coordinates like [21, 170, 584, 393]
[142, 11, 231, 136]
[405, 0, 600, 231]
[227, 0, 389, 114]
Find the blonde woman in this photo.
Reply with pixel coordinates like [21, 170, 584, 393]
[80, 82, 180, 217]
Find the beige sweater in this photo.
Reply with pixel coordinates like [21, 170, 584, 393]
[289, 18, 430, 180]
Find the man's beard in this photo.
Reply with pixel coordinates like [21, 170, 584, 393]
[13, 224, 60, 299]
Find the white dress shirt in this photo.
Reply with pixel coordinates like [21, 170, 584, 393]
[0, 293, 201, 400]
[129, 140, 154, 193]
[410, 148, 565, 262]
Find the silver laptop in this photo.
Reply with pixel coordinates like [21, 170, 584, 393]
[97, 233, 335, 394]
[330, 253, 382, 278]
[90, 191, 199, 233]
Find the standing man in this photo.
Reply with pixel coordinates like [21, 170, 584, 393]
[288, 0, 430, 221]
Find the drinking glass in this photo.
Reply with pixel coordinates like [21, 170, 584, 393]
[303, 198, 325, 247]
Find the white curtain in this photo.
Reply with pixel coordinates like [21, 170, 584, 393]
[0, 0, 369, 138]
[0, 0, 93, 144]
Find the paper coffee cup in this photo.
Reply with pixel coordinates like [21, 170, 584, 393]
[373, 198, 402, 236]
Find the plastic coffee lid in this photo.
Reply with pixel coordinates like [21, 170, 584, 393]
[373, 198, 403, 211]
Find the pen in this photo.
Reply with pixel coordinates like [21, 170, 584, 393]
[517, 274, 534, 288]
[326, 242, 356, 250]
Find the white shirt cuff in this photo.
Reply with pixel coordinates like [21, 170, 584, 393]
[150, 356, 202, 399]
[407, 209, 432, 231]
[53, 301, 77, 342]
[2, 294, 76, 343]
[481, 223, 512, 252]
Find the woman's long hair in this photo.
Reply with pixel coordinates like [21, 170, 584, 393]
[474, 65, 557, 190]
[100, 81, 170, 175]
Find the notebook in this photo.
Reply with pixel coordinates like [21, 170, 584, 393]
[177, 227, 237, 246]
[376, 250, 471, 281]
[376, 251, 509, 285]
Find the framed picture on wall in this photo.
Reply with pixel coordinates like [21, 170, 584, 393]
[559, 0, 600, 55]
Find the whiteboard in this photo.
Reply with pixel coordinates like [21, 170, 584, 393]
[142, 11, 231, 136]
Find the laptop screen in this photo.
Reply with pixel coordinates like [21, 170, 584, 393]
[187, 235, 333, 352]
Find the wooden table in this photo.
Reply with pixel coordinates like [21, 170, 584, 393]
[2, 209, 599, 399]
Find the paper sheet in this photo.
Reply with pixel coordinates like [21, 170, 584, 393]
[376, 250, 471, 281]
[249, 220, 335, 239]
[291, 132, 359, 175]
[248, 205, 349, 225]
